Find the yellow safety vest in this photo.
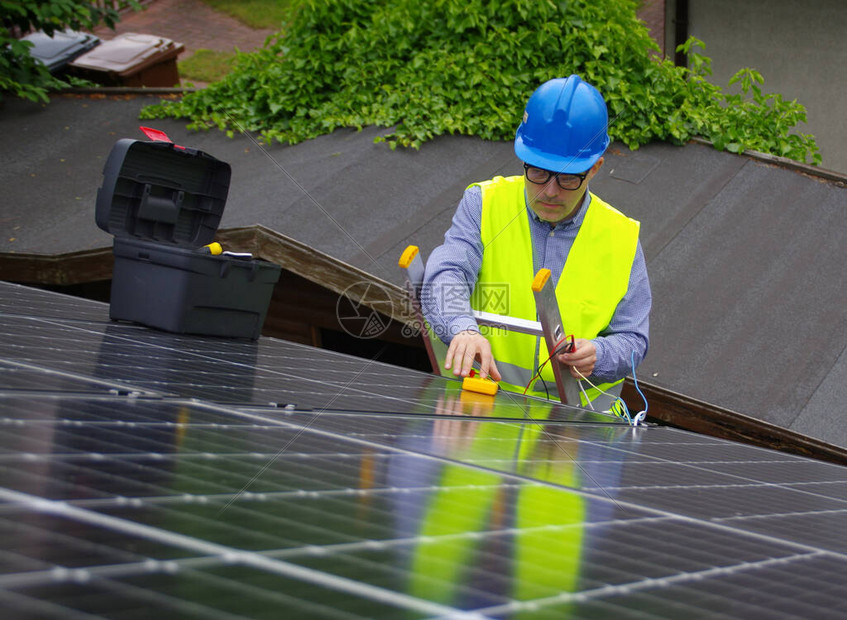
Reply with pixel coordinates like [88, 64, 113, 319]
[470, 175, 640, 403]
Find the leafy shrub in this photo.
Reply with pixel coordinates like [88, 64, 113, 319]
[1, 0, 140, 103]
[140, 0, 820, 165]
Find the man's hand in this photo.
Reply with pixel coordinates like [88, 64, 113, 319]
[444, 330, 502, 381]
[556, 338, 596, 379]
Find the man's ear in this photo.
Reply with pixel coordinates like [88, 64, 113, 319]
[588, 156, 605, 179]
[583, 156, 604, 184]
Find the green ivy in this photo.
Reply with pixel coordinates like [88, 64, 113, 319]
[140, 0, 820, 165]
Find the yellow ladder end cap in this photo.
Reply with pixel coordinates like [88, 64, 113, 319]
[531, 268, 552, 292]
[398, 245, 420, 269]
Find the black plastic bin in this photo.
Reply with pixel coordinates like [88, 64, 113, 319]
[96, 133, 281, 339]
[23, 29, 101, 73]
[69, 32, 183, 87]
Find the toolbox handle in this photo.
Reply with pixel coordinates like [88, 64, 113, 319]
[217, 257, 259, 281]
[139, 184, 183, 224]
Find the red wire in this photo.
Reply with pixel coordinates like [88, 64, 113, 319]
[522, 335, 574, 395]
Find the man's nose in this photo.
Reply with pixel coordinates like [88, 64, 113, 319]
[543, 180, 561, 198]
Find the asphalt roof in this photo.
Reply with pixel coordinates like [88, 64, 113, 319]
[1, 93, 846, 450]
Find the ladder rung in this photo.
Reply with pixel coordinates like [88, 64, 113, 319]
[473, 310, 543, 337]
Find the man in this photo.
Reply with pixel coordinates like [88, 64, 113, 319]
[422, 75, 651, 407]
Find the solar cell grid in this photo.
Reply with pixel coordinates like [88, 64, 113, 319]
[0, 307, 616, 421]
[0, 510, 196, 571]
[0, 281, 109, 323]
[3, 281, 847, 618]
[0, 360, 139, 394]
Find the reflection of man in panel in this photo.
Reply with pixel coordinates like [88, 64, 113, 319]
[386, 392, 627, 611]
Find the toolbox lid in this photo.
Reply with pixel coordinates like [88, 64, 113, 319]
[69, 32, 183, 76]
[23, 29, 101, 72]
[95, 137, 232, 247]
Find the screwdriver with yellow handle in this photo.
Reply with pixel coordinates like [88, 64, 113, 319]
[198, 242, 223, 255]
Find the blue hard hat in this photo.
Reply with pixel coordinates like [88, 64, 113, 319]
[514, 75, 610, 174]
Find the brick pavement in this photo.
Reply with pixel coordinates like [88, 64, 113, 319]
[638, 0, 666, 58]
[92, 0, 276, 60]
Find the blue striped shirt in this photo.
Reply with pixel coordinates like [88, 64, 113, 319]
[421, 183, 651, 382]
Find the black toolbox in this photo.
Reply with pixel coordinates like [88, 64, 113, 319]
[96, 131, 281, 339]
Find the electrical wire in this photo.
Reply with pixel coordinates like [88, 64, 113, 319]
[629, 349, 649, 425]
[526, 342, 651, 427]
[578, 380, 595, 411]
[522, 335, 574, 397]
[572, 350, 650, 426]
[571, 366, 633, 424]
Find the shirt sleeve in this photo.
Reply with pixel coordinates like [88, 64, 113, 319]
[421, 186, 484, 344]
[591, 240, 652, 382]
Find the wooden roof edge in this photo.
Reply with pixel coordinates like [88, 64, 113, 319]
[0, 247, 113, 285]
[231, 225, 415, 324]
[0, 225, 416, 324]
[689, 137, 847, 185]
[623, 378, 847, 467]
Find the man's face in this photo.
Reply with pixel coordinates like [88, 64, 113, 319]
[525, 157, 604, 224]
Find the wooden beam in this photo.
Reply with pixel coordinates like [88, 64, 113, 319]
[622, 379, 847, 467]
[217, 225, 415, 325]
[0, 225, 416, 326]
[0, 247, 113, 286]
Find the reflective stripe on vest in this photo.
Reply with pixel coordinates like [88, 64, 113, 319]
[470, 175, 639, 404]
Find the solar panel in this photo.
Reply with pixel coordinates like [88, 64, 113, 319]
[0, 281, 111, 323]
[2, 280, 847, 618]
